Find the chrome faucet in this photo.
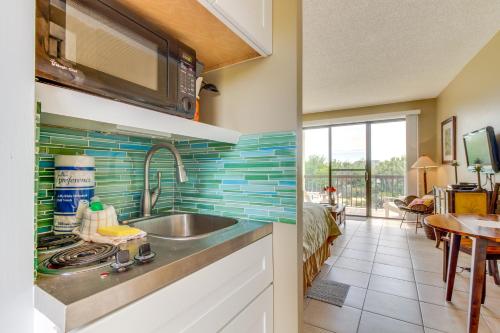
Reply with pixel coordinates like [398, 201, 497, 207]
[141, 143, 188, 216]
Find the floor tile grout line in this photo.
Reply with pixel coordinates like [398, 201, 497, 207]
[327, 221, 362, 275]
[360, 308, 425, 330]
[355, 220, 384, 333]
[338, 221, 365, 333]
[406, 226, 426, 328]
[369, 272, 416, 284]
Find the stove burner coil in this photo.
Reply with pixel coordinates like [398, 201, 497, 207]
[37, 234, 81, 251]
[48, 243, 119, 268]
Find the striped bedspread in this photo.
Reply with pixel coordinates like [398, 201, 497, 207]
[303, 202, 341, 262]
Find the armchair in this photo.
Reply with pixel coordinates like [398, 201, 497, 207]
[395, 195, 434, 234]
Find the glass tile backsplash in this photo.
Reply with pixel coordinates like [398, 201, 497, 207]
[175, 132, 297, 224]
[36, 127, 297, 234]
[37, 126, 176, 234]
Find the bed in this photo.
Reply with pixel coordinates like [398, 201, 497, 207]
[303, 202, 342, 289]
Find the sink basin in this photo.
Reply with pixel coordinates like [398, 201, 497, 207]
[125, 213, 238, 240]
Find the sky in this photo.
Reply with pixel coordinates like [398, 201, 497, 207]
[304, 121, 406, 163]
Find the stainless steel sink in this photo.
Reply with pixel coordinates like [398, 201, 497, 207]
[124, 213, 238, 240]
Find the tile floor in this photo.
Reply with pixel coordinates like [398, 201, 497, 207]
[303, 218, 500, 333]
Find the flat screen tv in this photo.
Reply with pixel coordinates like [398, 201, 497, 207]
[463, 126, 500, 174]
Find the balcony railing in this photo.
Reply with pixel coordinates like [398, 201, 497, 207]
[304, 174, 405, 210]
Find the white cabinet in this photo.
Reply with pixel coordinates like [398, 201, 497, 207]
[221, 286, 273, 333]
[198, 0, 273, 56]
[74, 235, 273, 333]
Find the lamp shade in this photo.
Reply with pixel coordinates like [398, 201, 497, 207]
[412, 155, 438, 169]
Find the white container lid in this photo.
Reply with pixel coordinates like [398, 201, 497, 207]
[55, 155, 95, 167]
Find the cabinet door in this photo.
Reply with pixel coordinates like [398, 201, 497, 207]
[198, 0, 272, 55]
[221, 285, 273, 333]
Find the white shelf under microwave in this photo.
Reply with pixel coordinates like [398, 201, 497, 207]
[35, 82, 241, 144]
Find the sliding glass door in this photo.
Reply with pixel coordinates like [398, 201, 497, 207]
[331, 124, 368, 216]
[370, 121, 406, 217]
[303, 128, 329, 201]
[304, 119, 406, 218]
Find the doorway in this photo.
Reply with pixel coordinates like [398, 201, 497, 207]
[303, 119, 406, 217]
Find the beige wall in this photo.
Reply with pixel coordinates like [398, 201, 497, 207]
[435, 32, 500, 187]
[199, 0, 299, 135]
[303, 98, 438, 159]
[199, 0, 302, 332]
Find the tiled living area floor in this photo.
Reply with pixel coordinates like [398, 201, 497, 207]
[303, 218, 500, 333]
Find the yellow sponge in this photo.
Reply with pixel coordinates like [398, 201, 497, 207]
[97, 225, 142, 237]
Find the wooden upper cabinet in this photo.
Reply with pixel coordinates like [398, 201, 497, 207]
[198, 0, 273, 56]
[107, 0, 271, 72]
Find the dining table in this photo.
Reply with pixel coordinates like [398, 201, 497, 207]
[424, 213, 500, 333]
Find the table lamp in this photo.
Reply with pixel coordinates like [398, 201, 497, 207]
[412, 155, 438, 195]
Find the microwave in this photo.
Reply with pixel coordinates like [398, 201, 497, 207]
[36, 0, 196, 118]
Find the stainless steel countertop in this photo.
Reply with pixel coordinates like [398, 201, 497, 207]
[35, 219, 272, 331]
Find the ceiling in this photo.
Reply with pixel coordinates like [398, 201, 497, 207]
[303, 0, 500, 113]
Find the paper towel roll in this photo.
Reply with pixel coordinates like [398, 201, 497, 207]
[53, 155, 95, 234]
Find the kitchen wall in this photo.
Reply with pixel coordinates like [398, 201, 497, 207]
[199, 0, 302, 331]
[0, 0, 35, 331]
[36, 126, 296, 235]
[435, 31, 500, 187]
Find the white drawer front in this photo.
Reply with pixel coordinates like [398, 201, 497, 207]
[76, 235, 273, 333]
[220, 285, 273, 333]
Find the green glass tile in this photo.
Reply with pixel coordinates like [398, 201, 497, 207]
[89, 140, 120, 149]
[248, 215, 277, 223]
[37, 226, 52, 234]
[223, 162, 280, 169]
[180, 192, 223, 200]
[42, 126, 87, 137]
[195, 183, 220, 189]
[247, 180, 278, 185]
[198, 179, 222, 184]
[195, 153, 220, 159]
[244, 175, 269, 180]
[281, 198, 297, 205]
[278, 217, 296, 224]
[130, 136, 153, 144]
[46, 147, 85, 155]
[205, 141, 231, 148]
[213, 205, 245, 213]
[50, 137, 89, 147]
[274, 149, 296, 156]
[280, 161, 296, 167]
[259, 135, 295, 144]
[269, 174, 296, 179]
[196, 203, 214, 210]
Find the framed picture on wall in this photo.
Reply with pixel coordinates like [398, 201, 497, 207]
[441, 116, 456, 164]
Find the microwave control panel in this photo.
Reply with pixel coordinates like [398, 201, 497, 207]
[178, 49, 196, 118]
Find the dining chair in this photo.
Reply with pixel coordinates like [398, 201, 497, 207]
[442, 183, 500, 294]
